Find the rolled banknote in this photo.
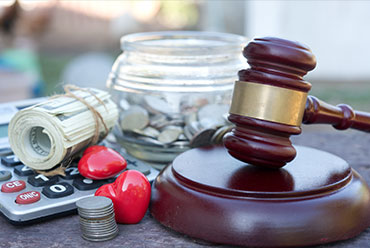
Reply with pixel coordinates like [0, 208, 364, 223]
[8, 87, 118, 170]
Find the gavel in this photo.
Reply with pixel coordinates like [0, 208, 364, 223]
[223, 37, 370, 168]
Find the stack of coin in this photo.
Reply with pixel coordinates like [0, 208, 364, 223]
[76, 196, 118, 242]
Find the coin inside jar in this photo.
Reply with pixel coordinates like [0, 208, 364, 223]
[120, 106, 149, 131]
[116, 94, 233, 162]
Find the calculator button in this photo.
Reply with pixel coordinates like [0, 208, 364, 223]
[126, 158, 151, 175]
[0, 147, 13, 157]
[61, 166, 80, 180]
[42, 182, 74, 198]
[16, 191, 41, 204]
[28, 174, 59, 187]
[14, 165, 35, 176]
[0, 170, 11, 181]
[72, 177, 103, 191]
[1, 155, 22, 167]
[1, 180, 26, 193]
[105, 177, 116, 183]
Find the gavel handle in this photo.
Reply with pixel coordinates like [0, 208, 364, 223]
[303, 95, 370, 132]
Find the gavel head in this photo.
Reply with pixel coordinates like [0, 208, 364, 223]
[223, 37, 317, 168]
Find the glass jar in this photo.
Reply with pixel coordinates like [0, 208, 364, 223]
[107, 31, 247, 165]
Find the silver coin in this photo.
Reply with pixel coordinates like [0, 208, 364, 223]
[79, 216, 115, 223]
[82, 225, 118, 236]
[183, 125, 194, 141]
[79, 213, 115, 221]
[76, 196, 112, 211]
[168, 113, 183, 120]
[177, 133, 187, 141]
[80, 222, 116, 230]
[189, 128, 216, 148]
[119, 98, 130, 110]
[143, 95, 174, 115]
[79, 211, 115, 220]
[166, 119, 185, 127]
[157, 126, 183, 144]
[82, 231, 118, 242]
[79, 214, 115, 221]
[142, 126, 160, 138]
[210, 125, 234, 145]
[223, 112, 231, 123]
[120, 105, 149, 131]
[82, 230, 118, 239]
[198, 104, 229, 127]
[128, 128, 159, 139]
[170, 140, 190, 148]
[81, 222, 117, 230]
[79, 222, 118, 242]
[78, 207, 114, 214]
[79, 216, 115, 224]
[78, 204, 114, 213]
[80, 224, 117, 232]
[81, 224, 117, 233]
[187, 121, 202, 135]
[137, 136, 165, 146]
[80, 226, 117, 234]
[184, 112, 198, 126]
[149, 114, 168, 129]
[199, 117, 224, 129]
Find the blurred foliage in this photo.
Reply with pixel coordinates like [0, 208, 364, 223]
[158, 0, 199, 29]
[310, 82, 370, 111]
[39, 53, 74, 95]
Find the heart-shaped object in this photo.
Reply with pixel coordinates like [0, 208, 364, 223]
[78, 146, 127, 180]
[95, 170, 151, 224]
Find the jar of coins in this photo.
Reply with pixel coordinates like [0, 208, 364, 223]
[107, 31, 247, 165]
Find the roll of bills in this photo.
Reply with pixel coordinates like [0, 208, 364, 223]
[8, 88, 118, 170]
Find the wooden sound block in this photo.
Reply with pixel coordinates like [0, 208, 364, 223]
[150, 145, 370, 247]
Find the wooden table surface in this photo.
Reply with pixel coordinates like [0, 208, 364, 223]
[0, 127, 370, 248]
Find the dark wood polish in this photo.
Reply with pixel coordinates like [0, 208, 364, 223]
[151, 146, 370, 247]
[224, 37, 316, 168]
[223, 115, 300, 168]
[225, 37, 370, 168]
[304, 95, 370, 131]
[240, 37, 315, 91]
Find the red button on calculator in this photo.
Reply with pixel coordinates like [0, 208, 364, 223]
[16, 191, 41, 204]
[1, 180, 26, 193]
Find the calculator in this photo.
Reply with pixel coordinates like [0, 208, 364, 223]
[0, 98, 159, 224]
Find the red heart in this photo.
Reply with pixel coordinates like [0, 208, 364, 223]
[95, 170, 151, 224]
[78, 146, 127, 180]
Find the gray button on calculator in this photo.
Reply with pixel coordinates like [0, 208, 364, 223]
[72, 177, 103, 191]
[42, 182, 74, 198]
[61, 166, 80, 180]
[28, 174, 59, 187]
[14, 165, 35, 176]
[1, 155, 22, 167]
[0, 148, 12, 157]
[0, 170, 11, 181]
[125, 158, 151, 175]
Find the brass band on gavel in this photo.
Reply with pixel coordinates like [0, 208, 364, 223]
[229, 81, 308, 127]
